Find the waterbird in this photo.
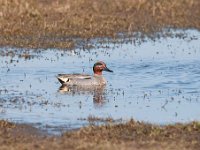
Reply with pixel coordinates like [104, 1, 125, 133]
[57, 61, 113, 86]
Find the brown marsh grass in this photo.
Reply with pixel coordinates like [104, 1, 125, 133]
[1, 119, 200, 149]
[0, 0, 200, 48]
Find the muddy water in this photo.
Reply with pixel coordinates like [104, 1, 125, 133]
[0, 29, 200, 134]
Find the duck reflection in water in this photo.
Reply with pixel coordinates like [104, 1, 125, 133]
[58, 85, 107, 105]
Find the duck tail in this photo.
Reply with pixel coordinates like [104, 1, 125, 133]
[57, 77, 65, 84]
[57, 75, 70, 84]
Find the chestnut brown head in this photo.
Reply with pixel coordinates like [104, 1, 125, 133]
[93, 61, 113, 75]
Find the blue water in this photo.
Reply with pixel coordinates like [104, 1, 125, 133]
[0, 29, 200, 134]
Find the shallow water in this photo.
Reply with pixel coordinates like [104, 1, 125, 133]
[0, 29, 200, 134]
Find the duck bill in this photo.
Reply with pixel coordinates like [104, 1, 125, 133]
[103, 67, 113, 72]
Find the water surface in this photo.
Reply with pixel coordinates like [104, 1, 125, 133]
[0, 29, 200, 134]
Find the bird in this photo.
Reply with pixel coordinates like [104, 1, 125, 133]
[57, 61, 113, 87]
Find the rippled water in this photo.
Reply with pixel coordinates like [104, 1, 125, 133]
[0, 29, 200, 134]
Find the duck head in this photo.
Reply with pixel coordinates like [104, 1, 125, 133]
[93, 61, 113, 75]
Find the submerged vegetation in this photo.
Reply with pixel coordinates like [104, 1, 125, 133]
[0, 0, 200, 48]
